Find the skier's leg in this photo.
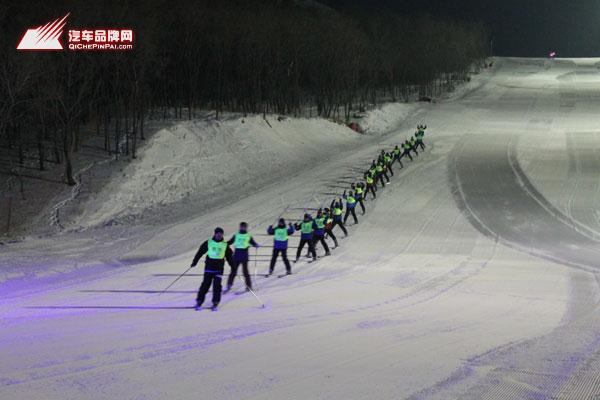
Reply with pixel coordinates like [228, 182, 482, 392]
[384, 172, 390, 182]
[340, 221, 348, 236]
[296, 239, 306, 261]
[388, 163, 394, 176]
[359, 199, 365, 214]
[309, 240, 316, 259]
[351, 208, 358, 224]
[269, 249, 279, 274]
[282, 249, 292, 273]
[241, 260, 252, 290]
[227, 259, 239, 289]
[328, 230, 339, 247]
[196, 274, 213, 306]
[211, 274, 223, 306]
[343, 208, 351, 224]
[320, 236, 330, 254]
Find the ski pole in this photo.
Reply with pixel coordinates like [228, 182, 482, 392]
[159, 266, 193, 295]
[245, 284, 265, 309]
[254, 247, 258, 279]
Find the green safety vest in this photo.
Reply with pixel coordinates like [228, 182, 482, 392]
[366, 176, 374, 184]
[347, 196, 356, 205]
[376, 165, 383, 172]
[314, 217, 326, 229]
[301, 221, 313, 234]
[356, 186, 364, 195]
[207, 239, 227, 260]
[394, 148, 401, 155]
[404, 143, 410, 149]
[385, 155, 391, 163]
[274, 227, 288, 241]
[334, 207, 342, 216]
[233, 232, 251, 249]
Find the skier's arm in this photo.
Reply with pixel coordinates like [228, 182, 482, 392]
[227, 235, 235, 245]
[250, 237, 259, 248]
[191, 241, 208, 267]
[330, 199, 335, 209]
[287, 224, 295, 234]
[225, 245, 234, 267]
[267, 225, 274, 235]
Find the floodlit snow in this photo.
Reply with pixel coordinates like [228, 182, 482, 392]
[3, 58, 600, 399]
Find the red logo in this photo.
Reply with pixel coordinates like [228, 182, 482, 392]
[17, 13, 70, 51]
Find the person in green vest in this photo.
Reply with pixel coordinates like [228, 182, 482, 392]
[378, 160, 390, 186]
[410, 136, 419, 156]
[393, 145, 404, 169]
[384, 152, 395, 177]
[190, 227, 234, 310]
[402, 140, 414, 161]
[225, 222, 260, 293]
[342, 190, 359, 225]
[267, 218, 295, 276]
[323, 208, 339, 248]
[294, 213, 317, 263]
[363, 171, 377, 199]
[330, 198, 348, 236]
[311, 209, 331, 255]
[415, 129, 426, 150]
[351, 182, 366, 214]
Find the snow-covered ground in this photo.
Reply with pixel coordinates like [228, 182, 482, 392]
[3, 58, 600, 399]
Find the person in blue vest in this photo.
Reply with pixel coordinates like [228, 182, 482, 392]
[330, 198, 348, 236]
[294, 213, 317, 263]
[190, 227, 233, 310]
[267, 218, 295, 276]
[342, 190, 359, 225]
[225, 222, 260, 292]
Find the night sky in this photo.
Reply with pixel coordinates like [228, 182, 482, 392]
[323, 0, 600, 57]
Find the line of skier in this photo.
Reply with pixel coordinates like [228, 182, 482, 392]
[188, 124, 427, 310]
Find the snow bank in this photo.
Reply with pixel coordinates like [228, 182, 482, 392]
[360, 103, 422, 135]
[78, 115, 362, 227]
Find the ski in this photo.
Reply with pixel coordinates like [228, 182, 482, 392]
[277, 273, 292, 278]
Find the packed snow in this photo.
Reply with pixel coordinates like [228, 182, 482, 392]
[3, 58, 600, 399]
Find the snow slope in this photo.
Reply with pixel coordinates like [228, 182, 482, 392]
[5, 58, 600, 399]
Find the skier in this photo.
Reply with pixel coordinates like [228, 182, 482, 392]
[393, 145, 404, 169]
[343, 190, 359, 225]
[364, 172, 376, 199]
[190, 227, 233, 310]
[225, 222, 260, 293]
[402, 140, 413, 161]
[312, 209, 331, 255]
[267, 218, 295, 276]
[323, 208, 339, 248]
[330, 198, 349, 236]
[294, 213, 317, 263]
[416, 129, 425, 151]
[351, 182, 366, 214]
[375, 161, 386, 188]
[410, 136, 419, 157]
[384, 152, 394, 176]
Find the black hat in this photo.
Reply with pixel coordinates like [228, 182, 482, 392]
[214, 227, 224, 234]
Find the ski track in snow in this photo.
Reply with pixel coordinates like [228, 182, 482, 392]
[4, 58, 600, 399]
